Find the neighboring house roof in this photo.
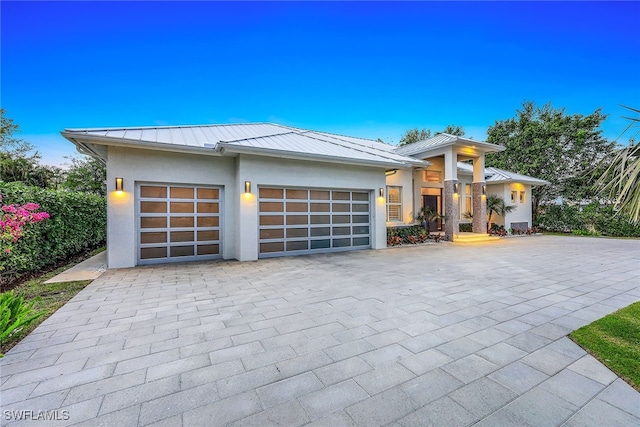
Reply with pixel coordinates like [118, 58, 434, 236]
[456, 162, 549, 186]
[61, 123, 426, 169]
[394, 133, 505, 157]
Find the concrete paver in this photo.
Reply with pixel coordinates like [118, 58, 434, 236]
[1, 235, 639, 426]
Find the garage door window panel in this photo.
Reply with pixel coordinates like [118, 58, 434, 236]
[141, 217, 167, 228]
[260, 215, 284, 226]
[287, 228, 308, 238]
[170, 187, 194, 199]
[141, 186, 167, 198]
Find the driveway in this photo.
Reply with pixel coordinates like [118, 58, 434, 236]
[2, 235, 639, 426]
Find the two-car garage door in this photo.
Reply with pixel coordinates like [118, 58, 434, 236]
[136, 184, 372, 264]
[258, 187, 371, 257]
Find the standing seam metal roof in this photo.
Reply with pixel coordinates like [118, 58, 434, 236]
[61, 123, 424, 168]
[394, 133, 504, 156]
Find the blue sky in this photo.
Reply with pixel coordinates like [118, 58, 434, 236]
[2, 1, 639, 166]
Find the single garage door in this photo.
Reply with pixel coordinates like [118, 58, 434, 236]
[137, 184, 222, 264]
[258, 187, 371, 257]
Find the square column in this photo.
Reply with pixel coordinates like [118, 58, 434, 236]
[444, 180, 459, 241]
[472, 182, 487, 233]
[472, 156, 487, 234]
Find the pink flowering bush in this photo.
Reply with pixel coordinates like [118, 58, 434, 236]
[1, 182, 106, 285]
[1, 195, 50, 253]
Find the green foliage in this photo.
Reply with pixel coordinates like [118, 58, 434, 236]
[62, 155, 106, 196]
[536, 204, 586, 233]
[459, 223, 473, 232]
[536, 202, 640, 237]
[0, 291, 45, 354]
[437, 124, 465, 136]
[570, 302, 640, 390]
[387, 225, 432, 244]
[387, 225, 424, 239]
[398, 125, 466, 147]
[1, 109, 65, 189]
[594, 139, 640, 225]
[572, 229, 601, 237]
[0, 182, 106, 283]
[486, 101, 615, 217]
[399, 128, 432, 147]
[486, 194, 516, 229]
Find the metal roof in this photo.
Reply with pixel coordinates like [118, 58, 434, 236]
[485, 167, 549, 186]
[455, 162, 548, 185]
[394, 133, 505, 157]
[61, 123, 426, 169]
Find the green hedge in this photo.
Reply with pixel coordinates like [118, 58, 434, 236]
[536, 202, 640, 237]
[1, 182, 106, 281]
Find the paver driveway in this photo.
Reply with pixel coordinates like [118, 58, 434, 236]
[2, 235, 639, 426]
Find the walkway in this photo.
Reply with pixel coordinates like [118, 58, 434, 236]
[2, 236, 639, 426]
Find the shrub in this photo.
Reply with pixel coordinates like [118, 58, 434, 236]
[536, 204, 584, 233]
[387, 225, 436, 245]
[0, 182, 106, 283]
[536, 202, 640, 237]
[459, 223, 473, 232]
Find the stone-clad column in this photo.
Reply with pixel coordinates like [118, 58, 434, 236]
[444, 180, 459, 241]
[472, 182, 487, 233]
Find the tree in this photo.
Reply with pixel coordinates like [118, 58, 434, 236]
[62, 155, 106, 196]
[0, 109, 52, 188]
[437, 124, 465, 136]
[399, 124, 467, 147]
[485, 101, 615, 218]
[399, 128, 431, 146]
[486, 194, 516, 231]
[593, 106, 640, 224]
[0, 109, 36, 158]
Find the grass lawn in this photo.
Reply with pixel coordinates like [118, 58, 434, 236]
[570, 302, 640, 391]
[0, 247, 104, 356]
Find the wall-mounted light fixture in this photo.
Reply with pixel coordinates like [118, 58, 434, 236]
[244, 181, 251, 194]
[379, 187, 385, 198]
[453, 182, 460, 195]
[115, 177, 124, 192]
[482, 184, 486, 196]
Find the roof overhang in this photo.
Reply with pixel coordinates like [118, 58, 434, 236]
[60, 131, 224, 161]
[487, 178, 550, 186]
[410, 141, 505, 161]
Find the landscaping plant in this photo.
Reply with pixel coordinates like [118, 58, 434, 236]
[0, 291, 45, 356]
[0, 182, 106, 286]
[1, 194, 50, 253]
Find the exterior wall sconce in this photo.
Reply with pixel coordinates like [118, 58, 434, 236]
[244, 181, 251, 194]
[454, 182, 460, 195]
[379, 187, 385, 198]
[115, 177, 124, 192]
[482, 184, 486, 196]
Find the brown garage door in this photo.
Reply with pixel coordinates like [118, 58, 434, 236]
[258, 187, 371, 258]
[137, 184, 221, 264]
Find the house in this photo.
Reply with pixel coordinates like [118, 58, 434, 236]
[62, 124, 547, 268]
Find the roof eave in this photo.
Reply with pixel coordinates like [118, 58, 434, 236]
[487, 178, 550, 186]
[60, 132, 223, 157]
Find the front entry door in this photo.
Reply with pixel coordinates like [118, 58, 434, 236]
[422, 194, 442, 232]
